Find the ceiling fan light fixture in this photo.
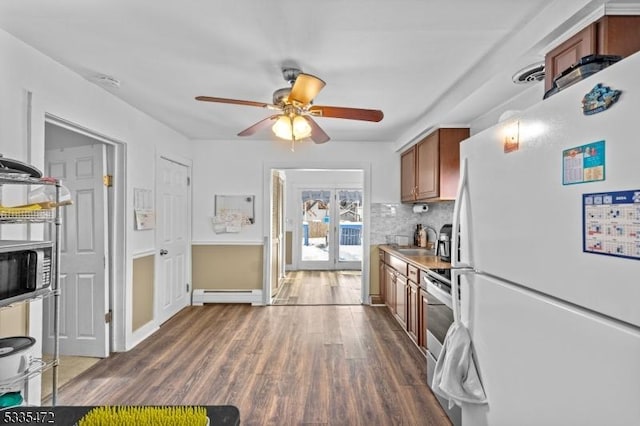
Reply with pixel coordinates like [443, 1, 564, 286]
[272, 115, 293, 140]
[272, 114, 311, 141]
[293, 115, 312, 138]
[196, 66, 382, 145]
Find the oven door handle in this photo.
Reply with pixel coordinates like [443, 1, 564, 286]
[425, 269, 450, 283]
[424, 280, 453, 309]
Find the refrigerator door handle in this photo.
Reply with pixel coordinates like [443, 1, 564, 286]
[452, 158, 471, 269]
[450, 267, 475, 324]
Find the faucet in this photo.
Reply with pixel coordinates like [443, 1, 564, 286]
[423, 225, 438, 246]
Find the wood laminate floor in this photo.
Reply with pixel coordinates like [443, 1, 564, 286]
[273, 270, 362, 305]
[41, 355, 100, 404]
[56, 304, 451, 425]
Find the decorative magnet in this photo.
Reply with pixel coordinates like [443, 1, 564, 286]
[582, 83, 621, 115]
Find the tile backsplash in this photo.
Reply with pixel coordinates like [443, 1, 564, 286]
[370, 201, 454, 245]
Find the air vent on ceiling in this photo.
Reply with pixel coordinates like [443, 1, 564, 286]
[512, 62, 545, 84]
[92, 74, 121, 89]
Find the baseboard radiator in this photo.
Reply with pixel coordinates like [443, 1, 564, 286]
[192, 289, 264, 306]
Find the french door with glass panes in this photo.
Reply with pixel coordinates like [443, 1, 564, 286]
[298, 188, 363, 270]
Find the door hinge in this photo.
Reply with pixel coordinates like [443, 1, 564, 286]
[103, 175, 113, 187]
[186, 283, 190, 293]
[187, 176, 191, 186]
[105, 310, 112, 324]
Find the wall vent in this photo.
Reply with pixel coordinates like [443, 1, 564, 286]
[512, 62, 545, 84]
[92, 74, 121, 88]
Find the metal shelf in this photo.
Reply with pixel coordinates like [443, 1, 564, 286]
[0, 175, 62, 406]
[0, 288, 58, 309]
[0, 175, 57, 186]
[0, 358, 48, 393]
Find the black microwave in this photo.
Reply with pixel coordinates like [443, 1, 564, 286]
[0, 240, 53, 304]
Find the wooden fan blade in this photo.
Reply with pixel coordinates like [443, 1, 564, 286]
[238, 115, 279, 136]
[195, 96, 273, 109]
[305, 116, 330, 144]
[289, 73, 326, 105]
[309, 105, 384, 122]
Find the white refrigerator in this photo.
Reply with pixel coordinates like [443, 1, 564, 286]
[452, 51, 640, 426]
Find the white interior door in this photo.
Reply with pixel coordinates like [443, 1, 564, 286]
[270, 173, 283, 297]
[156, 157, 190, 324]
[44, 144, 109, 357]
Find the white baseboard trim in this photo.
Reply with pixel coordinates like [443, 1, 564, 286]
[192, 289, 264, 306]
[127, 321, 159, 351]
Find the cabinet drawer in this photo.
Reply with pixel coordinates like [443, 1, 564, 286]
[386, 254, 407, 275]
[408, 264, 419, 283]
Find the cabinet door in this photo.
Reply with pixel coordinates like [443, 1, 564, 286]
[598, 16, 640, 58]
[407, 280, 419, 343]
[415, 132, 439, 200]
[385, 265, 396, 314]
[419, 289, 428, 352]
[438, 128, 467, 200]
[379, 252, 386, 303]
[545, 23, 597, 92]
[400, 147, 417, 202]
[395, 274, 407, 327]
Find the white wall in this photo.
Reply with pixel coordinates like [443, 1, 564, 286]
[0, 28, 192, 351]
[191, 139, 397, 243]
[0, 27, 191, 249]
[469, 83, 544, 135]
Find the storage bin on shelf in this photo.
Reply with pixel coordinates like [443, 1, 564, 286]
[0, 206, 55, 221]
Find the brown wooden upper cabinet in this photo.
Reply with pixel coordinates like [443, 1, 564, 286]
[401, 127, 469, 203]
[545, 15, 640, 93]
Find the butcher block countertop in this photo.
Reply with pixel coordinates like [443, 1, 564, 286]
[379, 245, 452, 270]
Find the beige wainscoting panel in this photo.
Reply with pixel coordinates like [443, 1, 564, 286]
[192, 245, 263, 290]
[0, 303, 28, 337]
[285, 231, 293, 265]
[132, 255, 154, 332]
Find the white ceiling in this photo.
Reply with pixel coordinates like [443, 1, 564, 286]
[0, 1, 631, 145]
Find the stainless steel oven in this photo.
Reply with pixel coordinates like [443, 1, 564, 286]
[421, 268, 461, 426]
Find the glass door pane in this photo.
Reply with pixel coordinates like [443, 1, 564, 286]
[301, 190, 331, 263]
[337, 190, 363, 265]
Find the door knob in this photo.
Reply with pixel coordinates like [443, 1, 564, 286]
[160, 249, 168, 256]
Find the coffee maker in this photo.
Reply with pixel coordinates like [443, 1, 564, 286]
[436, 224, 453, 262]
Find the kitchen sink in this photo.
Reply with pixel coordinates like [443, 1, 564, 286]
[395, 248, 435, 256]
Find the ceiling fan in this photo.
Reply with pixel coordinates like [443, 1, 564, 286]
[195, 68, 383, 145]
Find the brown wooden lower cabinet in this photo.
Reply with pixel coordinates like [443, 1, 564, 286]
[379, 250, 386, 303]
[407, 280, 419, 343]
[380, 252, 428, 354]
[395, 274, 407, 328]
[419, 288, 429, 353]
[384, 264, 396, 315]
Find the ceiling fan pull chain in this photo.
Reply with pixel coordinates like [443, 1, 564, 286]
[290, 115, 296, 152]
